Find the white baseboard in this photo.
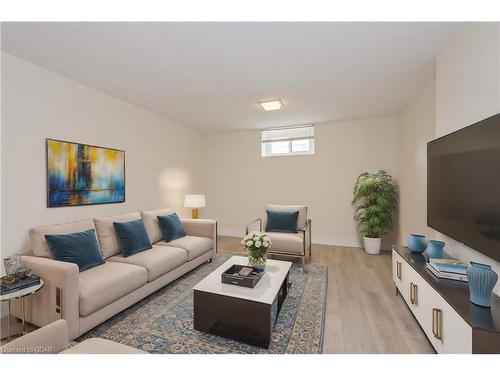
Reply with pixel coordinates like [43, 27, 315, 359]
[216, 227, 393, 250]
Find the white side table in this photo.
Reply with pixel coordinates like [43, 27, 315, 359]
[1, 279, 44, 342]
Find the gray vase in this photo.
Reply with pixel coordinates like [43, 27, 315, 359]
[466, 262, 498, 308]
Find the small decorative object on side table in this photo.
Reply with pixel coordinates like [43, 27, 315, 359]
[241, 231, 272, 271]
[4, 255, 21, 275]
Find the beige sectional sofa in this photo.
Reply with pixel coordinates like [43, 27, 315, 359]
[15, 209, 217, 340]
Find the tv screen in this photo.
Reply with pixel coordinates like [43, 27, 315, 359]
[428, 113, 500, 262]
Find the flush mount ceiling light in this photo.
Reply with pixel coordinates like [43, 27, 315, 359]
[259, 99, 284, 111]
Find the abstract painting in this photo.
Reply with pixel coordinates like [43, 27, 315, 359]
[46, 139, 125, 207]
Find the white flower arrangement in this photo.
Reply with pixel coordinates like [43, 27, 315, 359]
[241, 231, 272, 266]
[240, 231, 272, 250]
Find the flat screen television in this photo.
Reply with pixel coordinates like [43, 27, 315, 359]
[428, 113, 500, 262]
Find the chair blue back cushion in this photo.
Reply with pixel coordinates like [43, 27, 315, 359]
[45, 229, 105, 272]
[265, 210, 299, 233]
[113, 219, 153, 257]
[157, 213, 186, 242]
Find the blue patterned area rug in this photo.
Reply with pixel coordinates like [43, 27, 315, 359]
[77, 253, 328, 354]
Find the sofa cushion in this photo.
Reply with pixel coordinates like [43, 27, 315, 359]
[30, 219, 95, 258]
[113, 219, 152, 257]
[265, 209, 299, 233]
[45, 229, 105, 272]
[140, 208, 174, 244]
[265, 205, 308, 231]
[156, 236, 213, 261]
[62, 338, 145, 354]
[79, 261, 147, 316]
[264, 232, 304, 255]
[107, 245, 187, 282]
[157, 213, 186, 242]
[94, 212, 141, 258]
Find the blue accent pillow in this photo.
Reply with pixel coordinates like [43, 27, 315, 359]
[45, 229, 105, 272]
[113, 219, 152, 257]
[265, 210, 299, 233]
[157, 213, 186, 242]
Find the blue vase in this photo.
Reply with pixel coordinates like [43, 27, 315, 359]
[470, 303, 494, 326]
[467, 262, 498, 308]
[408, 234, 427, 253]
[426, 240, 445, 259]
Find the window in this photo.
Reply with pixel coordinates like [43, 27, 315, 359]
[261, 125, 315, 157]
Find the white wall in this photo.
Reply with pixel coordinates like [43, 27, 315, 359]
[396, 80, 435, 245]
[434, 23, 500, 296]
[1, 53, 202, 258]
[201, 117, 399, 248]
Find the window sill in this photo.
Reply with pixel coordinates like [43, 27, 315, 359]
[261, 152, 315, 158]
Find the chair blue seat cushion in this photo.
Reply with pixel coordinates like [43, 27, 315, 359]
[157, 213, 186, 242]
[45, 229, 105, 271]
[265, 209, 299, 233]
[113, 219, 153, 257]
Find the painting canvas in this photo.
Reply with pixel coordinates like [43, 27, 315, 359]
[47, 139, 125, 207]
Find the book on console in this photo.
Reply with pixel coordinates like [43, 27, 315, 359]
[428, 262, 467, 276]
[426, 264, 468, 282]
[429, 258, 467, 267]
[429, 258, 468, 275]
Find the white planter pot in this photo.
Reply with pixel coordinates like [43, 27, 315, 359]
[363, 236, 381, 255]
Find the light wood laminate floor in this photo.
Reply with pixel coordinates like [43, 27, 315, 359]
[217, 235, 435, 354]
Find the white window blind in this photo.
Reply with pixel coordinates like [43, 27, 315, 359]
[261, 125, 315, 157]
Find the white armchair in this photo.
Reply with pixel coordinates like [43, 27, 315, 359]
[246, 204, 312, 257]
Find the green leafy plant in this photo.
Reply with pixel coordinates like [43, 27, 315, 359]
[353, 170, 397, 238]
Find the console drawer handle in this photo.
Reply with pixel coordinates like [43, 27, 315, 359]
[432, 308, 442, 341]
[409, 282, 418, 305]
[396, 261, 402, 280]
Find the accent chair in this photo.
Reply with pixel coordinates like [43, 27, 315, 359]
[246, 204, 311, 257]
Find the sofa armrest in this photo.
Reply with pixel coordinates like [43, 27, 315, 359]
[1, 319, 69, 354]
[16, 256, 80, 340]
[181, 219, 217, 252]
[297, 219, 312, 255]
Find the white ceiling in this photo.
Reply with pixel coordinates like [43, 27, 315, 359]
[2, 22, 462, 132]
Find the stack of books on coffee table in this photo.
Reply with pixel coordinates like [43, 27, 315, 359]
[426, 258, 468, 282]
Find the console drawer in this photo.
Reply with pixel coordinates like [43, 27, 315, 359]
[392, 251, 407, 300]
[392, 248, 474, 354]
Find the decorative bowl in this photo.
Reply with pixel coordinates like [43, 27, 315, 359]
[426, 240, 445, 259]
[408, 234, 427, 253]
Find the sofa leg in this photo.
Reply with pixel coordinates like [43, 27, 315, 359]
[208, 258, 213, 263]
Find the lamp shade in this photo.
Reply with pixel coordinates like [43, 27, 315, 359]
[184, 194, 206, 208]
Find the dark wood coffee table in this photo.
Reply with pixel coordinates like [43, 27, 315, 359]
[193, 255, 292, 348]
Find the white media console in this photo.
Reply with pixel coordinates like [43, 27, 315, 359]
[392, 246, 500, 353]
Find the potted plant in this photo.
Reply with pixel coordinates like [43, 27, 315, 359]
[241, 232, 272, 270]
[353, 170, 397, 254]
